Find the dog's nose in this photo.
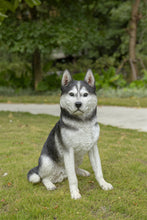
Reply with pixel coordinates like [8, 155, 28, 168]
[75, 101, 82, 109]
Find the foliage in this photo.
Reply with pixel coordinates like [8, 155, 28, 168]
[29, 68, 127, 92]
[0, 0, 147, 90]
[72, 68, 126, 90]
[37, 74, 61, 91]
[0, 69, 31, 89]
[0, 0, 41, 23]
[1, 64, 147, 92]
[96, 67, 127, 89]
[0, 61, 32, 89]
[129, 70, 147, 89]
[0, 1, 134, 66]
[0, 1, 98, 56]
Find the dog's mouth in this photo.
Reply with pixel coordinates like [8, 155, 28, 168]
[73, 109, 84, 114]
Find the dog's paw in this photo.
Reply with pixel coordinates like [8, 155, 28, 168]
[76, 168, 90, 177]
[71, 189, 82, 200]
[99, 179, 113, 191]
[47, 183, 56, 191]
[42, 179, 56, 191]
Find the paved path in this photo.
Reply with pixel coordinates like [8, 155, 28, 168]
[0, 103, 147, 132]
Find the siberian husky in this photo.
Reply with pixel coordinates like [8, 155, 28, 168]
[27, 69, 113, 199]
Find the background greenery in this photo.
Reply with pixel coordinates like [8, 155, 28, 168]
[0, 112, 146, 219]
[0, 0, 147, 93]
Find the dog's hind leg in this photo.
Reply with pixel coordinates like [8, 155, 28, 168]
[38, 155, 58, 190]
[76, 168, 90, 177]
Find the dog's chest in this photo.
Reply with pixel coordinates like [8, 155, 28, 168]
[62, 121, 100, 153]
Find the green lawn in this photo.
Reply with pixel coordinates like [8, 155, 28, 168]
[0, 112, 146, 219]
[0, 95, 147, 107]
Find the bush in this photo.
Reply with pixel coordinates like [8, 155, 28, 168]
[96, 67, 126, 89]
[37, 74, 61, 91]
[0, 58, 32, 89]
[0, 69, 32, 89]
[72, 72, 85, 81]
[129, 70, 147, 89]
[72, 67, 126, 90]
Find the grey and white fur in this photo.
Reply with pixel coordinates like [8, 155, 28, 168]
[27, 69, 113, 199]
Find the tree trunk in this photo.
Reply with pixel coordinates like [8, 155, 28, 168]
[129, 0, 140, 81]
[32, 48, 42, 90]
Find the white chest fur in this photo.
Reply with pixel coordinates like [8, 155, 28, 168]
[61, 118, 100, 153]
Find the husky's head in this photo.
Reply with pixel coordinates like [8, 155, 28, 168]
[60, 69, 97, 118]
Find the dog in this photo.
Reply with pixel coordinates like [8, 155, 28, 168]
[27, 69, 113, 199]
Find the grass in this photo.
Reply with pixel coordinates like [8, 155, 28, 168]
[0, 112, 146, 219]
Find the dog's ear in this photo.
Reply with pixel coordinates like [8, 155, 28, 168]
[84, 69, 95, 87]
[61, 70, 72, 86]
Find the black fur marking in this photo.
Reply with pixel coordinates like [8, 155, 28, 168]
[41, 122, 60, 163]
[55, 121, 64, 149]
[40, 116, 78, 163]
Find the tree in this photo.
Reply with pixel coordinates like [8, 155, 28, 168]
[129, 0, 141, 81]
[109, 0, 144, 81]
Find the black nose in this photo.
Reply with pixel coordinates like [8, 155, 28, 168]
[75, 101, 82, 109]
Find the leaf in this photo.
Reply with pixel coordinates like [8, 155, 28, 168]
[54, 205, 58, 209]
[12, 0, 20, 11]
[25, 0, 41, 7]
[8, 182, 12, 187]
[0, 12, 7, 18]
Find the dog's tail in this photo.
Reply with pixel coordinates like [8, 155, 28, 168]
[27, 166, 41, 183]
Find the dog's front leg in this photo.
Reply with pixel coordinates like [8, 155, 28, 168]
[64, 148, 81, 199]
[89, 144, 113, 191]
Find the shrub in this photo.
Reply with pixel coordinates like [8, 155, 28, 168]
[97, 67, 126, 89]
[129, 70, 147, 89]
[72, 67, 126, 90]
[37, 74, 61, 91]
[72, 72, 85, 81]
[0, 69, 31, 89]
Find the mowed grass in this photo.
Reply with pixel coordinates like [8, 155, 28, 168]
[1, 95, 147, 107]
[0, 112, 146, 220]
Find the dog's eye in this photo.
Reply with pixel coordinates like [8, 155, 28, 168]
[69, 92, 74, 97]
[83, 93, 88, 97]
